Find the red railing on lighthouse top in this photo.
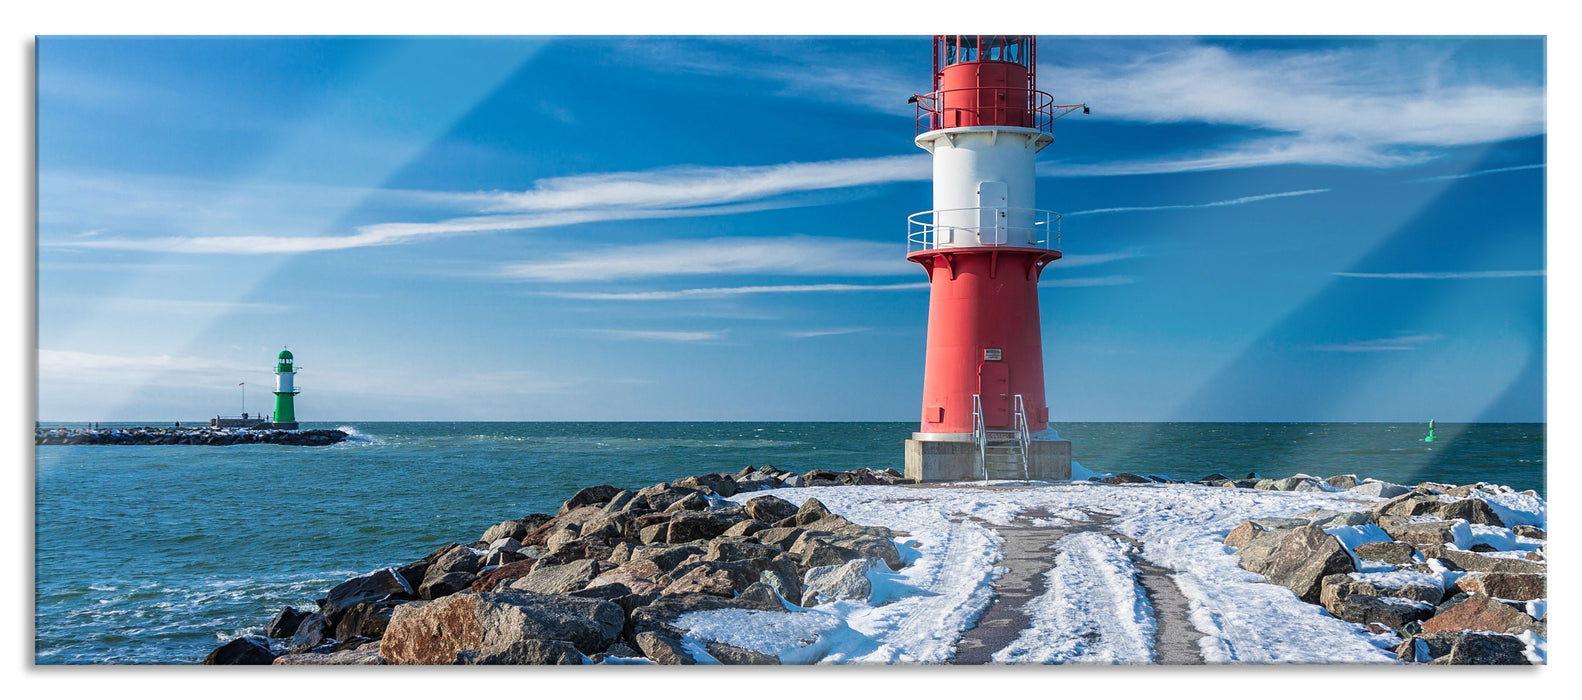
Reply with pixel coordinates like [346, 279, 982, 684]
[914, 35, 1082, 136]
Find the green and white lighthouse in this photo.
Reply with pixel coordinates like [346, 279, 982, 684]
[271, 348, 301, 429]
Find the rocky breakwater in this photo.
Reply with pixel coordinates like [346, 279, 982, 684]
[1214, 473, 1546, 665]
[36, 426, 347, 447]
[205, 465, 912, 665]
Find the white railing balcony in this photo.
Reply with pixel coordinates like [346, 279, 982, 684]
[907, 207, 1062, 254]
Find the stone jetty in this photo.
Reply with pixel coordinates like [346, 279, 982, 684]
[203, 465, 1545, 665]
[36, 426, 348, 447]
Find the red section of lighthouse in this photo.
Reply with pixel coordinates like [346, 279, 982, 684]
[904, 35, 1082, 481]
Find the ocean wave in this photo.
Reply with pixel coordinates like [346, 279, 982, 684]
[333, 426, 386, 446]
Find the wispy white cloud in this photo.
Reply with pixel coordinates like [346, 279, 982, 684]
[450, 156, 929, 213]
[1040, 275, 1136, 288]
[543, 282, 931, 301]
[1066, 188, 1330, 217]
[1310, 333, 1443, 352]
[1405, 163, 1546, 183]
[1046, 43, 1544, 171]
[1055, 249, 1143, 267]
[1334, 270, 1545, 280]
[582, 329, 726, 342]
[784, 328, 872, 338]
[501, 236, 912, 282]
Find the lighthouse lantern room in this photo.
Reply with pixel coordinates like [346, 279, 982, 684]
[904, 35, 1077, 482]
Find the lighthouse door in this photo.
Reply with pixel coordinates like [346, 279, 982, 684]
[976, 181, 1008, 245]
[978, 361, 1010, 428]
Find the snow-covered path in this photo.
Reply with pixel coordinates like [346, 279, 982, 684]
[994, 530, 1156, 664]
[697, 481, 1546, 664]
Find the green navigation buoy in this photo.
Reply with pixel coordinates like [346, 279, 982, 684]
[1424, 419, 1436, 443]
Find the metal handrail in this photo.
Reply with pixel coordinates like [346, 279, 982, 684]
[915, 87, 1059, 135]
[972, 394, 987, 482]
[907, 207, 1062, 253]
[1012, 394, 1031, 481]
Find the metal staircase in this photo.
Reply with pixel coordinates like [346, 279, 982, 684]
[973, 394, 1032, 481]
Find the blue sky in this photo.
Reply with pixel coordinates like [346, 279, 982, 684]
[34, 35, 1546, 422]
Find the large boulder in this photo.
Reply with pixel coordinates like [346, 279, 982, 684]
[634, 630, 695, 665]
[629, 592, 783, 640]
[1320, 573, 1441, 607]
[1352, 541, 1418, 565]
[635, 484, 705, 513]
[454, 639, 588, 665]
[664, 492, 711, 513]
[673, 474, 738, 498]
[1436, 498, 1504, 527]
[1251, 526, 1355, 603]
[1376, 517, 1462, 546]
[753, 527, 806, 551]
[1350, 481, 1409, 499]
[559, 485, 624, 514]
[744, 495, 800, 524]
[631, 543, 706, 575]
[1441, 633, 1530, 665]
[704, 536, 783, 563]
[801, 557, 883, 607]
[335, 600, 401, 640]
[264, 606, 313, 639]
[723, 519, 770, 538]
[1416, 545, 1547, 574]
[287, 612, 331, 653]
[1395, 631, 1462, 663]
[661, 565, 742, 598]
[1421, 594, 1544, 636]
[795, 538, 870, 575]
[1323, 593, 1434, 629]
[793, 498, 834, 526]
[321, 568, 414, 626]
[1449, 572, 1546, 601]
[1325, 475, 1359, 489]
[204, 636, 277, 665]
[381, 592, 624, 664]
[666, 510, 746, 543]
[508, 559, 606, 595]
[1375, 493, 1442, 517]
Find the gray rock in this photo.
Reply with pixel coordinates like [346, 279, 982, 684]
[673, 473, 739, 497]
[419, 571, 477, 600]
[1450, 572, 1547, 601]
[1324, 593, 1435, 629]
[321, 567, 414, 626]
[1312, 511, 1371, 528]
[264, 606, 312, 639]
[801, 557, 881, 607]
[1252, 526, 1355, 603]
[781, 474, 806, 488]
[454, 638, 588, 665]
[1353, 541, 1419, 565]
[1377, 517, 1461, 546]
[744, 495, 800, 524]
[335, 600, 401, 640]
[480, 515, 551, 544]
[634, 630, 695, 665]
[793, 498, 834, 526]
[664, 492, 711, 513]
[631, 543, 706, 574]
[1512, 525, 1546, 540]
[1416, 545, 1547, 574]
[1437, 498, 1504, 527]
[1320, 573, 1441, 606]
[1349, 481, 1409, 499]
[1395, 631, 1462, 663]
[1326, 475, 1359, 489]
[1444, 633, 1530, 665]
[667, 510, 746, 543]
[1375, 493, 1442, 517]
[705, 536, 784, 563]
[753, 527, 806, 550]
[635, 483, 705, 512]
[796, 538, 869, 575]
[559, 485, 624, 514]
[722, 519, 770, 538]
[204, 636, 277, 665]
[288, 612, 330, 654]
[508, 559, 606, 595]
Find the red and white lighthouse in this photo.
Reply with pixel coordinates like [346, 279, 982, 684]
[903, 35, 1079, 482]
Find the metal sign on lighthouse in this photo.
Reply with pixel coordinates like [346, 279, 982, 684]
[904, 35, 1078, 482]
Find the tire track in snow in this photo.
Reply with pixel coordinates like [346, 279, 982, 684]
[993, 531, 1156, 664]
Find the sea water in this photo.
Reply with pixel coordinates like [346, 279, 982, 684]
[34, 421, 1543, 664]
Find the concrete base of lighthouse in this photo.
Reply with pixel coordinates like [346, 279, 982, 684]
[905, 434, 1072, 483]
